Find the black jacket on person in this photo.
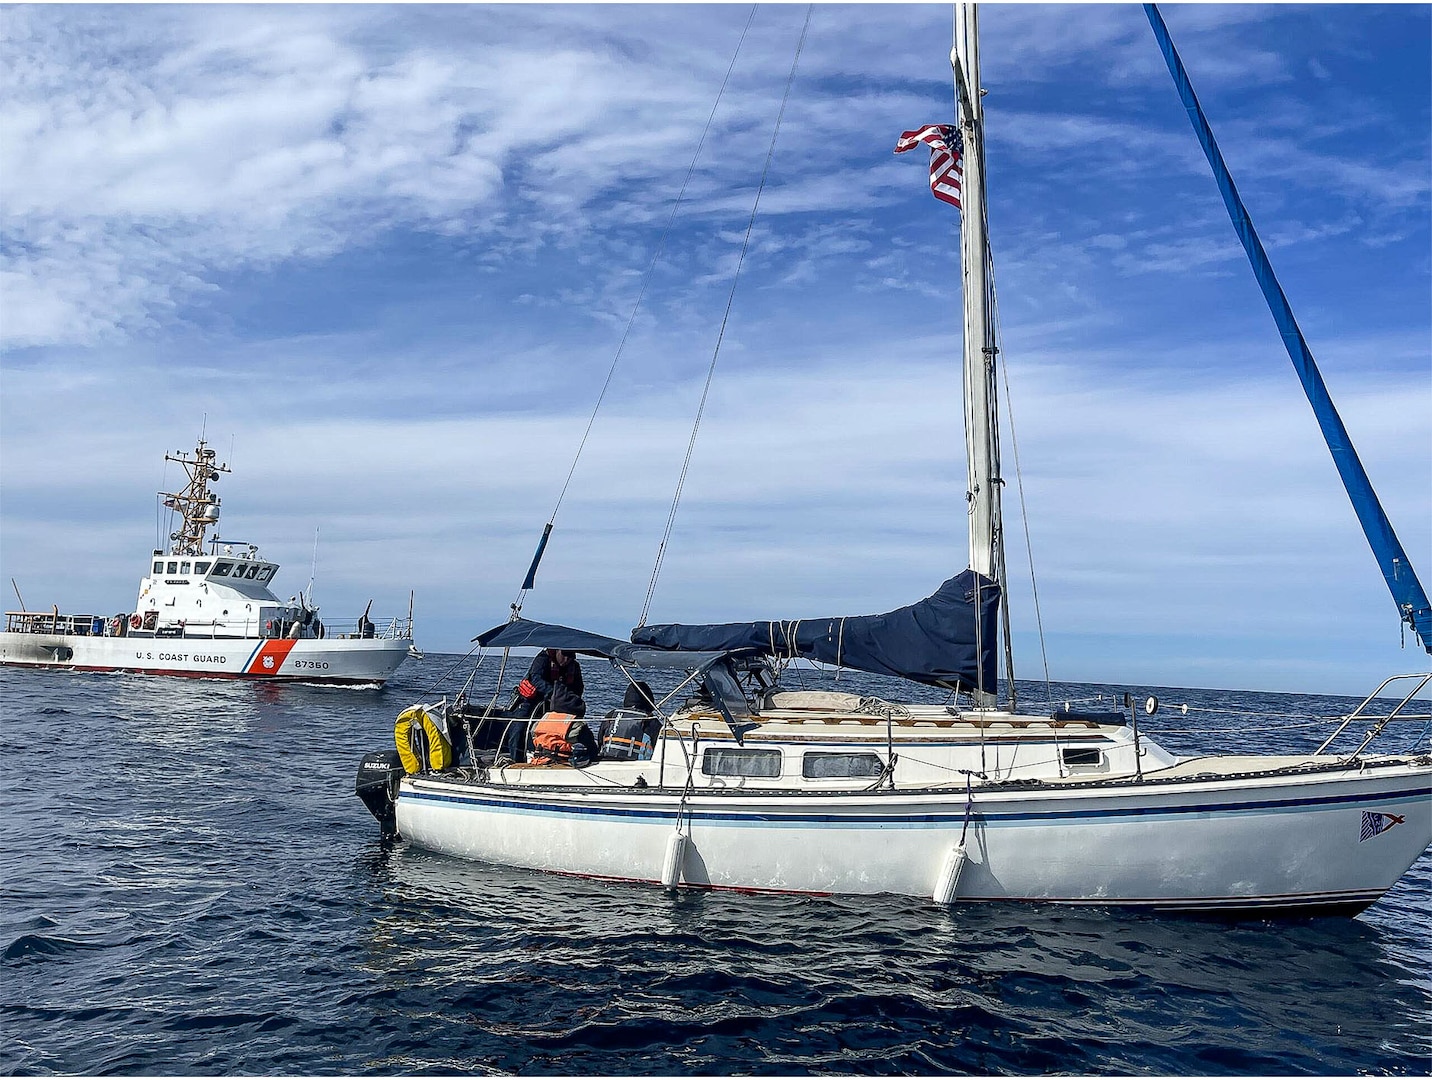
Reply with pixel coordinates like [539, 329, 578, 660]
[525, 651, 584, 705]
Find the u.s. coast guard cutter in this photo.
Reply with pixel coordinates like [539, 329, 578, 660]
[2, 438, 414, 685]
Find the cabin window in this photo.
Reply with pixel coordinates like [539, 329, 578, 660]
[702, 748, 781, 778]
[180, 562, 191, 574]
[152, 561, 163, 574]
[1061, 747, 1103, 767]
[194, 562, 211, 574]
[167, 561, 178, 574]
[802, 752, 884, 780]
[213, 563, 231, 577]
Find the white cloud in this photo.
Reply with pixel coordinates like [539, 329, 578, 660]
[1, 4, 1427, 695]
[3, 315, 1426, 691]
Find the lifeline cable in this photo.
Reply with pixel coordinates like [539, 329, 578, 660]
[638, 5, 814, 627]
[420, 641, 484, 699]
[508, 6, 760, 618]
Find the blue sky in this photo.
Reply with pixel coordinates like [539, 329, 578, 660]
[2, 3, 1428, 695]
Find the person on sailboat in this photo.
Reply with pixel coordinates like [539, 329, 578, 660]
[494, 649, 587, 765]
[497, 682, 594, 767]
[597, 680, 661, 760]
[528, 684, 597, 767]
[514, 648, 585, 718]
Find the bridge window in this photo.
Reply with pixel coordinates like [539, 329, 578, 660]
[244, 565, 259, 579]
[167, 561, 178, 574]
[194, 562, 211, 574]
[702, 748, 781, 778]
[153, 561, 163, 574]
[213, 563, 231, 577]
[802, 752, 884, 779]
[180, 562, 191, 574]
[257, 566, 273, 581]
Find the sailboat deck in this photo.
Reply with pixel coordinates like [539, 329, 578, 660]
[1037, 752, 1429, 789]
[673, 709, 1115, 743]
[755, 710, 1104, 727]
[1132, 753, 1397, 781]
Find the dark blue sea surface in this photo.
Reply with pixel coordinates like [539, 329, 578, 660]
[2, 658, 1429, 1075]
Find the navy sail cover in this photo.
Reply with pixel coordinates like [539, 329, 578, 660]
[630, 570, 1000, 691]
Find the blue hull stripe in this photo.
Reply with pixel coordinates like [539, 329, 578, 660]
[403, 782, 1428, 828]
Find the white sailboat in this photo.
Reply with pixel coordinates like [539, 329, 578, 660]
[355, 5, 1430, 914]
[2, 437, 415, 685]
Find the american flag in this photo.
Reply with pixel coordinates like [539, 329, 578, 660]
[895, 124, 964, 208]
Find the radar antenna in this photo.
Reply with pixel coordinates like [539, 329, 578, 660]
[160, 438, 231, 556]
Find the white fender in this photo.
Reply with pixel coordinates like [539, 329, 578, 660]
[661, 829, 688, 890]
[932, 841, 968, 905]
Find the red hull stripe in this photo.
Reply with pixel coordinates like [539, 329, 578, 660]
[5, 661, 384, 685]
[245, 639, 298, 675]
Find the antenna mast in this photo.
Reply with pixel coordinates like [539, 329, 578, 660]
[160, 438, 230, 556]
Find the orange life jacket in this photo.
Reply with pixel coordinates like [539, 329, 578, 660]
[530, 715, 580, 765]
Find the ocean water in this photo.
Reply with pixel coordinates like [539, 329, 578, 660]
[2, 657, 1429, 1076]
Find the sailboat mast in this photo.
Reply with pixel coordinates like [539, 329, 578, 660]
[952, 7, 1000, 580]
[953, 3, 1005, 704]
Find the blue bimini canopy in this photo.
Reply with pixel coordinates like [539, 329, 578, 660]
[473, 618, 751, 673]
[474, 619, 627, 656]
[629, 570, 1000, 692]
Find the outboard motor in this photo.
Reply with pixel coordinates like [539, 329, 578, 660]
[355, 750, 405, 837]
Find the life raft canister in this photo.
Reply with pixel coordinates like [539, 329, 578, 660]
[530, 715, 584, 766]
[129, 614, 143, 631]
[394, 706, 454, 774]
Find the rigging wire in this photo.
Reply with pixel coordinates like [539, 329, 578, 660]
[639, 4, 814, 627]
[990, 281, 1054, 707]
[508, 6, 760, 620]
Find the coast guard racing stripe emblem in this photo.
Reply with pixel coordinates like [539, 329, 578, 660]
[246, 639, 298, 675]
[1359, 811, 1405, 842]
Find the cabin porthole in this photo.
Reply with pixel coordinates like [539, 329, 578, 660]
[702, 748, 781, 778]
[1061, 747, 1105, 773]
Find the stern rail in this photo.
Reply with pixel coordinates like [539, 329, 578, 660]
[5, 611, 104, 635]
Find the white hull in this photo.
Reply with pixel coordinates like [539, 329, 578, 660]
[395, 759, 1431, 913]
[0, 630, 410, 684]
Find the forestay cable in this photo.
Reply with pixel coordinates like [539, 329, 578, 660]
[639, 5, 814, 627]
[508, 6, 760, 619]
